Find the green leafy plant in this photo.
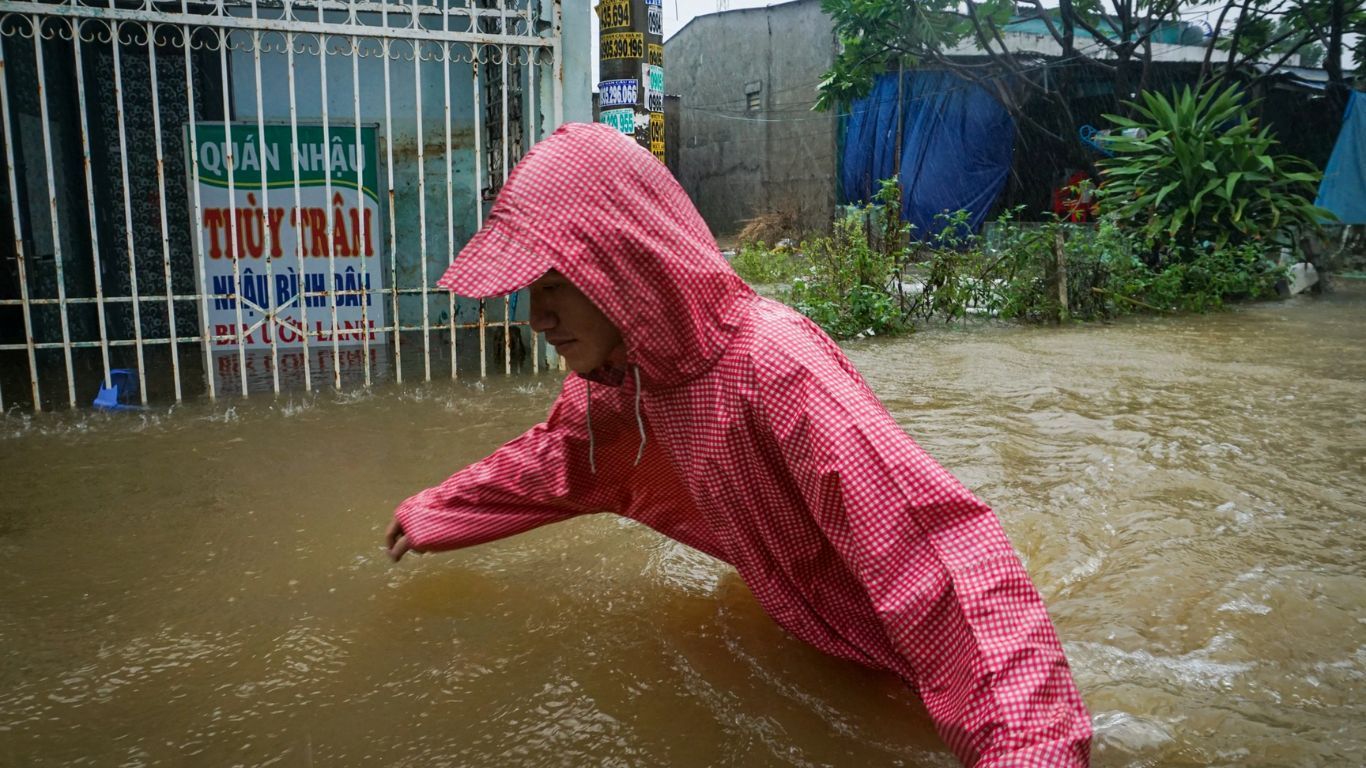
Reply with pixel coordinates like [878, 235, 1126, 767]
[908, 208, 1284, 322]
[729, 241, 802, 285]
[1123, 242, 1285, 312]
[733, 190, 1289, 340]
[905, 209, 1060, 323]
[788, 209, 904, 338]
[1097, 83, 1332, 260]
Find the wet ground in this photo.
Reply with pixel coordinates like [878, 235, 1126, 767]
[2, 285, 1363, 766]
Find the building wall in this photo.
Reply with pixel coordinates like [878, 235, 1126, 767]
[666, 0, 837, 237]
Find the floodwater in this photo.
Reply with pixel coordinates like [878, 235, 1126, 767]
[2, 285, 1363, 767]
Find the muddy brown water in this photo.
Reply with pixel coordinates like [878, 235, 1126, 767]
[2, 286, 1363, 767]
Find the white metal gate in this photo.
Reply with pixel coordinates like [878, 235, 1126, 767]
[0, 0, 563, 411]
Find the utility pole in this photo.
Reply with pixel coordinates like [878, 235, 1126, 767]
[595, 0, 666, 163]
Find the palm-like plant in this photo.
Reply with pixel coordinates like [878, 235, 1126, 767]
[1098, 84, 1331, 260]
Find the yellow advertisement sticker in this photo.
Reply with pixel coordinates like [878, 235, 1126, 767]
[601, 32, 645, 60]
[595, 0, 630, 30]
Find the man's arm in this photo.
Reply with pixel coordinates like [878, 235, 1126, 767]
[387, 375, 635, 560]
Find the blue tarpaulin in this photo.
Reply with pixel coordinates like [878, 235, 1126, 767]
[840, 71, 1015, 239]
[1315, 92, 1366, 225]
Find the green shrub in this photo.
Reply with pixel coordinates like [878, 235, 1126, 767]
[1098, 83, 1332, 260]
[789, 210, 904, 338]
[730, 169, 1291, 339]
[729, 241, 802, 284]
[911, 210, 1286, 321]
[907, 209, 1062, 322]
[1103, 241, 1285, 313]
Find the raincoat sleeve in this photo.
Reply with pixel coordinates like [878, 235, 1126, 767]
[753, 341, 1092, 768]
[393, 376, 634, 552]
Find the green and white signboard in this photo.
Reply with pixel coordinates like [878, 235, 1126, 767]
[189, 123, 385, 350]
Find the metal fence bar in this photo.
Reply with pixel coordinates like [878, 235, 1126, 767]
[284, 3, 313, 392]
[72, 18, 114, 392]
[527, 42, 537, 375]
[471, 44, 485, 378]
[182, 4, 216, 401]
[216, 22, 250, 397]
[249, 0, 282, 395]
[442, 31, 455, 379]
[0, 295, 204, 306]
[317, 15, 341, 390]
[250, 0, 521, 21]
[33, 15, 78, 408]
[380, 5, 400, 385]
[111, 19, 149, 404]
[411, 8, 430, 383]
[1, 338, 196, 350]
[499, 36, 510, 377]
[500, 43, 509, 186]
[0, 33, 40, 409]
[146, 21, 183, 402]
[551, 0, 561, 125]
[480, 94, 490, 377]
[351, 25, 372, 387]
[0, 0, 558, 408]
[0, 2, 551, 47]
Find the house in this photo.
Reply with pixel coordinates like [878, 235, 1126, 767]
[665, 0, 839, 237]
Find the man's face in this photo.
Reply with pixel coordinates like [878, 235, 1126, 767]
[528, 270, 624, 373]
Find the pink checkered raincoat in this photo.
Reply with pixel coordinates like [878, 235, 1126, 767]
[394, 123, 1092, 766]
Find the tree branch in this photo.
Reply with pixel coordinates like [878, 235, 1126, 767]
[964, 0, 1022, 70]
[1014, 0, 1069, 54]
[1202, 0, 1241, 80]
[1237, 25, 1314, 69]
[1224, 0, 1255, 70]
[1246, 34, 1317, 87]
[1139, 28, 1154, 93]
[1059, 0, 1077, 56]
[921, 53, 1069, 142]
[1069, 10, 1126, 54]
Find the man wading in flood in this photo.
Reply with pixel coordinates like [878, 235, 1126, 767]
[385, 123, 1092, 767]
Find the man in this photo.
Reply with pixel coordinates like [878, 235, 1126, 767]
[386, 123, 1092, 766]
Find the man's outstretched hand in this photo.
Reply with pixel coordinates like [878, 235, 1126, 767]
[386, 518, 418, 562]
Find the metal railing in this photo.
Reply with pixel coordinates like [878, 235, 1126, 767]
[0, 0, 563, 411]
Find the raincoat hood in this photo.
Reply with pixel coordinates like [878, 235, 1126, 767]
[438, 122, 755, 387]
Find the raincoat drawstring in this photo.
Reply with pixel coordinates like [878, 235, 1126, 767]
[633, 365, 646, 466]
[583, 367, 646, 473]
[585, 380, 596, 474]
[584, 366, 647, 472]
